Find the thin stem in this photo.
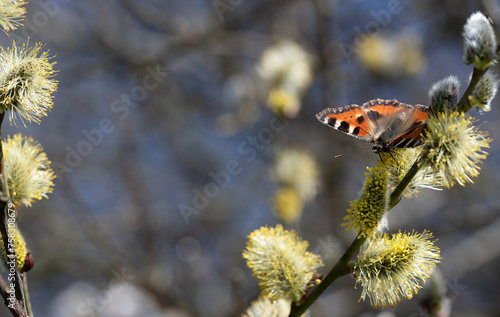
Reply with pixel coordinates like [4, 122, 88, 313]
[22, 274, 33, 317]
[389, 147, 430, 209]
[0, 111, 30, 317]
[288, 233, 367, 317]
[456, 67, 487, 113]
[0, 111, 4, 166]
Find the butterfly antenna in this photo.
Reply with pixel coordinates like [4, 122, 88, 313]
[335, 145, 372, 159]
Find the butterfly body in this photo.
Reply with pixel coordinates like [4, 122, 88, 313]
[316, 99, 429, 153]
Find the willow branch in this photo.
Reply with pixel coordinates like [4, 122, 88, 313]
[0, 204, 26, 304]
[288, 233, 366, 317]
[22, 274, 33, 317]
[456, 67, 487, 113]
[0, 111, 29, 317]
[0, 273, 27, 317]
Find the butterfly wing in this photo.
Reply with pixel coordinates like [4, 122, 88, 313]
[360, 99, 429, 149]
[361, 99, 417, 132]
[387, 104, 429, 148]
[316, 104, 374, 143]
[316, 99, 430, 152]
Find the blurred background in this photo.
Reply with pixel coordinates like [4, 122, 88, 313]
[1, 0, 500, 316]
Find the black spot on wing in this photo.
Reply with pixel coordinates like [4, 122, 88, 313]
[338, 121, 350, 132]
[328, 117, 336, 127]
[367, 110, 381, 122]
[352, 127, 360, 135]
[356, 116, 365, 124]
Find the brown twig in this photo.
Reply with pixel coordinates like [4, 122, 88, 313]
[0, 272, 27, 317]
[0, 112, 30, 317]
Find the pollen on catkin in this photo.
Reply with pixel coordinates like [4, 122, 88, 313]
[0, 42, 58, 126]
[469, 69, 498, 112]
[0, 224, 27, 271]
[241, 297, 307, 317]
[343, 166, 389, 238]
[422, 111, 491, 187]
[354, 230, 441, 308]
[379, 148, 442, 198]
[0, 0, 26, 32]
[243, 224, 323, 303]
[3, 134, 56, 206]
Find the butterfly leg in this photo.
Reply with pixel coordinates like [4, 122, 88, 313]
[378, 152, 386, 164]
[388, 150, 397, 163]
